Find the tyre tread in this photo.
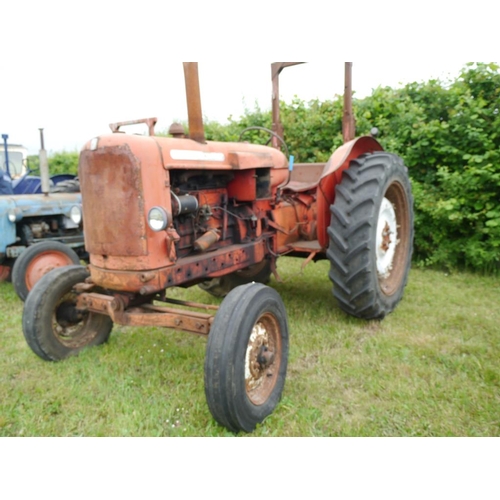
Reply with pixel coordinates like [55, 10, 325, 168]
[22, 265, 112, 361]
[204, 283, 288, 433]
[327, 151, 414, 320]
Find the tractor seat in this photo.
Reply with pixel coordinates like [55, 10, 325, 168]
[284, 163, 326, 192]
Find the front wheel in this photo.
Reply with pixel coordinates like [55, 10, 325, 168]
[327, 151, 414, 320]
[12, 241, 81, 301]
[204, 283, 289, 433]
[22, 265, 113, 361]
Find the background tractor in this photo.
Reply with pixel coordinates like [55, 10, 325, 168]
[0, 130, 84, 300]
[22, 62, 414, 433]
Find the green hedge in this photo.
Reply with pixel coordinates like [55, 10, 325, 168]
[27, 151, 79, 176]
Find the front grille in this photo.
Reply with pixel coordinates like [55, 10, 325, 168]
[79, 144, 147, 257]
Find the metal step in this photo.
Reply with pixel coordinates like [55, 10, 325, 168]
[287, 239, 323, 252]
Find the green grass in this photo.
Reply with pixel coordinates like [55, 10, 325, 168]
[1, 258, 499, 436]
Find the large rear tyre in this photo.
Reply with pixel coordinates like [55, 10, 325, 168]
[22, 265, 113, 361]
[327, 151, 414, 320]
[204, 283, 289, 433]
[198, 260, 272, 298]
[12, 241, 81, 301]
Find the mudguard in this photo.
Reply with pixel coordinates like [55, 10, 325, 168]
[316, 136, 384, 248]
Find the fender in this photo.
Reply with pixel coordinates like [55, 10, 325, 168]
[316, 135, 384, 248]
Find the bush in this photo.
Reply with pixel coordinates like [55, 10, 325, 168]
[48, 151, 79, 176]
[27, 151, 79, 176]
[399, 63, 500, 271]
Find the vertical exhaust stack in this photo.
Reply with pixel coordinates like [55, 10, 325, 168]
[183, 63, 206, 143]
[342, 62, 356, 143]
[1, 134, 11, 178]
[39, 128, 51, 195]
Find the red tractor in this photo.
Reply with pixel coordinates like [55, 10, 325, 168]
[22, 63, 414, 433]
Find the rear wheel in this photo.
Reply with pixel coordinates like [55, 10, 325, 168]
[327, 151, 414, 319]
[204, 283, 289, 432]
[198, 260, 272, 298]
[22, 265, 113, 361]
[12, 241, 81, 301]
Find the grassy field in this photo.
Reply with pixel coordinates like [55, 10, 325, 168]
[1, 257, 499, 437]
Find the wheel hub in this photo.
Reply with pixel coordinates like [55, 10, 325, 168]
[376, 197, 398, 278]
[52, 293, 94, 346]
[55, 300, 84, 327]
[245, 321, 277, 398]
[257, 345, 275, 368]
[26, 251, 77, 291]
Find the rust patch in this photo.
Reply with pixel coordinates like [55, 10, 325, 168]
[79, 145, 147, 257]
[78, 292, 213, 335]
[380, 221, 392, 252]
[88, 239, 268, 293]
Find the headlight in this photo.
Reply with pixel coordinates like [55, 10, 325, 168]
[147, 206, 171, 231]
[70, 205, 82, 225]
[7, 208, 22, 223]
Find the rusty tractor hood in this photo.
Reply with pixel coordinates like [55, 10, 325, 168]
[83, 133, 289, 172]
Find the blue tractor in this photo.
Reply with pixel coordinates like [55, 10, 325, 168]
[0, 130, 85, 300]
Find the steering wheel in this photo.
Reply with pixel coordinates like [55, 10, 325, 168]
[238, 126, 290, 158]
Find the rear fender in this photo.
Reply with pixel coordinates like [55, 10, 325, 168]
[317, 136, 384, 248]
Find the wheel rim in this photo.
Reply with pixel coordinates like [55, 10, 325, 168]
[377, 181, 411, 296]
[376, 197, 397, 278]
[244, 312, 282, 405]
[51, 290, 96, 349]
[25, 251, 77, 292]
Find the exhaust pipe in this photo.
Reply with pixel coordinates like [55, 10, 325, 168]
[342, 62, 355, 143]
[182, 63, 206, 143]
[39, 128, 51, 195]
[1, 134, 12, 178]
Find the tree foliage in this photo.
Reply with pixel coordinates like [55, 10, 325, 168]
[196, 63, 500, 272]
[48, 151, 79, 175]
[27, 151, 79, 176]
